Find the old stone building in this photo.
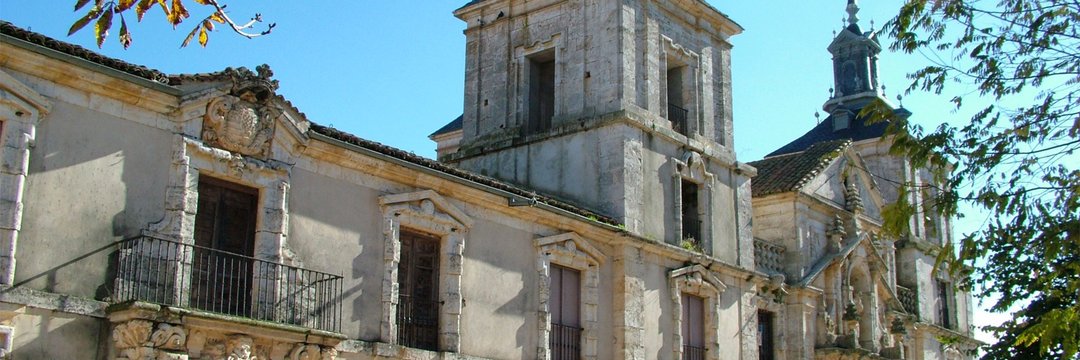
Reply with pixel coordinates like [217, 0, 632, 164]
[745, 2, 980, 359]
[0, 0, 975, 359]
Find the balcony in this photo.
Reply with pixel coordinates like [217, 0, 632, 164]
[682, 345, 706, 360]
[111, 235, 343, 332]
[896, 285, 918, 318]
[668, 103, 689, 135]
[550, 323, 582, 360]
[753, 239, 787, 276]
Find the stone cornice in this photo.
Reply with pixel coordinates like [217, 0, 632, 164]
[445, 107, 755, 175]
[1, 35, 180, 114]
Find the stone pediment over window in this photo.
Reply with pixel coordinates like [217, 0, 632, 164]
[675, 151, 714, 183]
[670, 264, 726, 296]
[535, 232, 606, 267]
[379, 190, 474, 230]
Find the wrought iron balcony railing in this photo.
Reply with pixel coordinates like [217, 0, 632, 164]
[668, 103, 689, 135]
[396, 294, 439, 351]
[550, 323, 582, 360]
[112, 236, 343, 333]
[896, 285, 919, 318]
[682, 345, 706, 360]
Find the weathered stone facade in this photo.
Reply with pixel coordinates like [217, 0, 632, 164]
[746, 2, 980, 359]
[0, 1, 975, 359]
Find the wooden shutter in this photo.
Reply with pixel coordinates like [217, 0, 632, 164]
[682, 293, 705, 347]
[398, 231, 440, 351]
[191, 177, 258, 317]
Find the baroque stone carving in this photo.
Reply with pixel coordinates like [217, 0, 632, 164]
[226, 335, 256, 360]
[186, 330, 208, 358]
[150, 324, 187, 351]
[202, 65, 282, 159]
[203, 96, 276, 159]
[113, 320, 156, 360]
[289, 344, 321, 360]
[114, 320, 153, 349]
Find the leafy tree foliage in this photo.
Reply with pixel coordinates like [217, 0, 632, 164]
[873, 0, 1080, 358]
[67, 0, 273, 48]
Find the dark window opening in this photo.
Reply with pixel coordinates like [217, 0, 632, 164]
[758, 311, 776, 360]
[550, 265, 581, 360]
[528, 51, 556, 135]
[667, 64, 689, 135]
[192, 177, 258, 317]
[682, 293, 705, 360]
[681, 180, 702, 246]
[936, 280, 953, 330]
[398, 230, 441, 351]
[922, 189, 939, 241]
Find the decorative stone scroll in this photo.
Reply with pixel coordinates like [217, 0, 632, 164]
[535, 232, 605, 360]
[670, 264, 726, 360]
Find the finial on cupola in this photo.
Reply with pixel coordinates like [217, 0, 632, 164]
[847, 0, 861, 26]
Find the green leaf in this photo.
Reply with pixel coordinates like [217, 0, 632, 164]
[68, 5, 102, 36]
[135, 0, 153, 21]
[74, 0, 92, 11]
[118, 16, 132, 49]
[180, 22, 199, 48]
[94, 4, 113, 48]
[115, 0, 136, 13]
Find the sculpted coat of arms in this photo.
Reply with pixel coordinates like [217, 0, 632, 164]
[202, 65, 281, 159]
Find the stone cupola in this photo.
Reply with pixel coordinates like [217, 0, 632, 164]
[824, 0, 885, 116]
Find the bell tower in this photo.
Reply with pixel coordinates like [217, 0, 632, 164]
[438, 0, 754, 257]
[825, 0, 884, 111]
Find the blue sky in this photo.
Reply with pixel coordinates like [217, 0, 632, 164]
[1, 0, 1003, 343]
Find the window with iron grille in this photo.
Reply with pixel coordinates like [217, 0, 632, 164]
[397, 230, 441, 351]
[550, 264, 581, 360]
[667, 63, 690, 136]
[758, 311, 776, 360]
[192, 177, 258, 317]
[682, 293, 706, 360]
[681, 179, 702, 245]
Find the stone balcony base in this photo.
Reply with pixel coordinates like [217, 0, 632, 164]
[106, 301, 346, 360]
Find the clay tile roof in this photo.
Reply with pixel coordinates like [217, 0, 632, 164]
[309, 123, 621, 226]
[748, 139, 851, 197]
[0, 20, 170, 83]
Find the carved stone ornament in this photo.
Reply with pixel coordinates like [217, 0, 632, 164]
[114, 320, 153, 349]
[202, 65, 282, 159]
[289, 344, 321, 360]
[226, 335, 256, 360]
[113, 320, 156, 360]
[150, 323, 187, 351]
[203, 96, 276, 158]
